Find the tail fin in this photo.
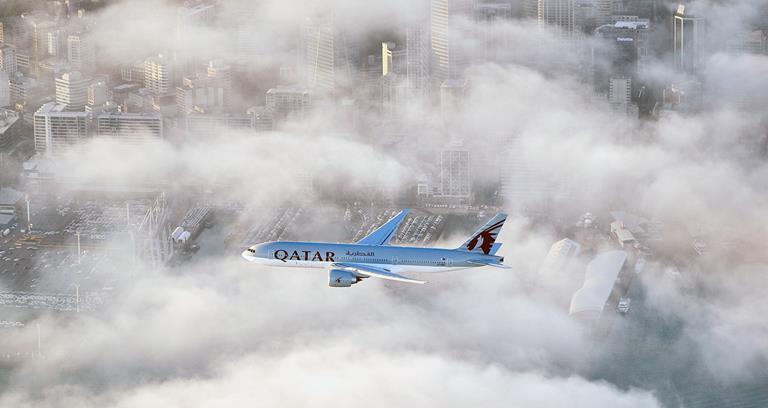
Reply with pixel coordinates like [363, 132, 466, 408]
[457, 213, 507, 255]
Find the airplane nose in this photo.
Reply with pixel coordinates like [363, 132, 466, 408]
[241, 246, 258, 261]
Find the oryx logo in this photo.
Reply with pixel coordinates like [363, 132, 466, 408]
[466, 219, 505, 255]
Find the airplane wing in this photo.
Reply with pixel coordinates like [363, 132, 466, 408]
[355, 209, 410, 246]
[333, 262, 426, 284]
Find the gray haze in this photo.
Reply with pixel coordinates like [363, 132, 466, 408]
[0, 0, 767, 407]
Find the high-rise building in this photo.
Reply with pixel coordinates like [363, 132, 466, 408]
[500, 138, 558, 212]
[0, 71, 9, 107]
[144, 53, 174, 95]
[474, 2, 513, 21]
[55, 71, 91, 111]
[430, 0, 473, 85]
[474, 3, 514, 62]
[247, 106, 274, 132]
[673, 4, 705, 74]
[46, 29, 62, 57]
[608, 76, 631, 105]
[265, 85, 311, 121]
[593, 18, 650, 93]
[33, 102, 90, 156]
[440, 147, 471, 198]
[593, 0, 615, 27]
[86, 80, 108, 112]
[175, 2, 217, 72]
[302, 17, 352, 91]
[185, 113, 252, 135]
[27, 18, 56, 57]
[96, 112, 163, 143]
[608, 76, 637, 115]
[9, 73, 34, 104]
[538, 0, 576, 36]
[440, 78, 468, 119]
[120, 61, 145, 84]
[206, 59, 232, 108]
[0, 44, 16, 75]
[67, 33, 95, 71]
[726, 29, 767, 55]
[14, 52, 30, 74]
[406, 26, 429, 98]
[381, 72, 408, 117]
[523, 0, 539, 18]
[176, 74, 226, 116]
[382, 42, 394, 76]
[0, 108, 19, 148]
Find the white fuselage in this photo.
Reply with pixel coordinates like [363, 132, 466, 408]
[242, 241, 504, 274]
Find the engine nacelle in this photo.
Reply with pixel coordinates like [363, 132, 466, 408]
[329, 269, 361, 287]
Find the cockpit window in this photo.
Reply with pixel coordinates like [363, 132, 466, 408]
[248, 248, 256, 253]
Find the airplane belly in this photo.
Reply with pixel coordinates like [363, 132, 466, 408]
[395, 265, 472, 273]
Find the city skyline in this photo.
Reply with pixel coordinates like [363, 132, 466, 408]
[0, 0, 767, 407]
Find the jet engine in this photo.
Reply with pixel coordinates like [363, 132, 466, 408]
[329, 269, 361, 287]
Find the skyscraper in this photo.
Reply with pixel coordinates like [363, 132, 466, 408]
[673, 4, 705, 74]
[474, 2, 514, 62]
[302, 17, 352, 92]
[175, 3, 217, 74]
[0, 45, 17, 75]
[440, 147, 471, 199]
[382, 42, 394, 76]
[206, 59, 232, 109]
[67, 33, 95, 71]
[46, 29, 62, 57]
[0, 71, 9, 107]
[500, 138, 558, 212]
[523, 0, 539, 18]
[27, 18, 56, 57]
[144, 53, 174, 95]
[608, 76, 631, 105]
[474, 2, 513, 21]
[440, 78, 468, 120]
[538, 0, 576, 36]
[55, 71, 91, 111]
[9, 74, 33, 105]
[593, 18, 650, 92]
[406, 26, 429, 98]
[33, 102, 90, 156]
[430, 0, 473, 86]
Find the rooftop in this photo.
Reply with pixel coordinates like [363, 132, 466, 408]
[0, 187, 23, 206]
[569, 250, 627, 315]
[441, 78, 468, 88]
[267, 85, 310, 94]
[0, 109, 19, 134]
[35, 102, 90, 116]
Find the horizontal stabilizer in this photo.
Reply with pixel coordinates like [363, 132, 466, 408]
[333, 262, 426, 284]
[467, 260, 511, 269]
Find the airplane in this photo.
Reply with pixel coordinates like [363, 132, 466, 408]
[241, 209, 509, 287]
